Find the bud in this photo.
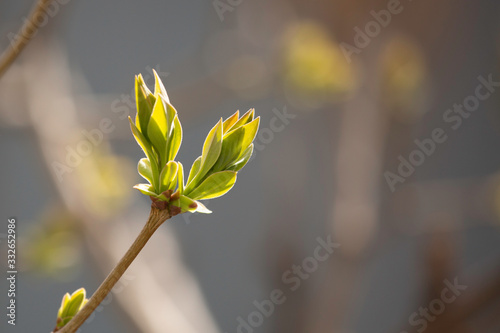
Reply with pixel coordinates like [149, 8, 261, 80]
[54, 288, 88, 331]
[129, 72, 259, 215]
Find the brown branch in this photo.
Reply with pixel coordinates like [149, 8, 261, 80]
[0, 0, 55, 78]
[56, 206, 171, 333]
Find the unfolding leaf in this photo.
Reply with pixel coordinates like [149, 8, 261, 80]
[160, 161, 178, 192]
[138, 158, 154, 184]
[177, 162, 185, 194]
[147, 98, 169, 165]
[57, 293, 70, 319]
[212, 117, 260, 172]
[61, 288, 86, 320]
[186, 156, 201, 188]
[135, 74, 155, 136]
[227, 143, 254, 172]
[153, 69, 170, 103]
[129, 117, 159, 189]
[166, 114, 182, 162]
[187, 171, 237, 200]
[192, 119, 222, 187]
[133, 183, 157, 196]
[223, 110, 240, 133]
[226, 109, 254, 133]
[179, 195, 199, 213]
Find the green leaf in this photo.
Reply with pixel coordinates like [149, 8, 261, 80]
[129, 117, 159, 190]
[133, 183, 157, 196]
[188, 119, 223, 190]
[226, 109, 254, 133]
[187, 171, 237, 200]
[186, 156, 201, 187]
[135, 74, 156, 136]
[177, 162, 185, 194]
[159, 161, 178, 192]
[153, 69, 170, 103]
[179, 195, 199, 213]
[147, 98, 170, 165]
[61, 288, 85, 320]
[227, 143, 254, 172]
[57, 293, 70, 319]
[223, 110, 240, 133]
[166, 114, 182, 162]
[212, 117, 260, 172]
[138, 158, 154, 184]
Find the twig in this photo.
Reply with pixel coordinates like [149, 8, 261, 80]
[0, 0, 55, 78]
[57, 206, 172, 333]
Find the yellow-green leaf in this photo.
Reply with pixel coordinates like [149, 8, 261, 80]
[61, 288, 86, 320]
[186, 156, 201, 189]
[187, 171, 237, 200]
[177, 162, 185, 194]
[153, 69, 170, 103]
[138, 158, 154, 184]
[166, 114, 182, 161]
[227, 143, 254, 172]
[212, 117, 260, 172]
[226, 108, 254, 133]
[129, 117, 159, 190]
[133, 183, 157, 196]
[135, 74, 155, 136]
[196, 119, 223, 183]
[223, 110, 240, 133]
[147, 98, 169, 165]
[160, 161, 178, 192]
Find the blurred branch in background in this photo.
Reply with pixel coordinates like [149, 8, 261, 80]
[0, 0, 55, 78]
[0, 36, 220, 333]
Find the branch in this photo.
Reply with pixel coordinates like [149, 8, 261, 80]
[56, 206, 171, 333]
[0, 0, 55, 78]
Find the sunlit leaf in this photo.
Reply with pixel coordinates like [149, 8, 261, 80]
[61, 288, 85, 320]
[138, 158, 153, 184]
[135, 74, 155, 136]
[147, 98, 169, 165]
[212, 117, 260, 172]
[222, 110, 240, 133]
[187, 156, 201, 187]
[227, 143, 254, 172]
[153, 69, 170, 103]
[129, 117, 159, 189]
[166, 114, 182, 161]
[226, 109, 254, 133]
[177, 162, 185, 194]
[159, 161, 178, 193]
[187, 171, 237, 200]
[191, 119, 223, 188]
[133, 183, 157, 196]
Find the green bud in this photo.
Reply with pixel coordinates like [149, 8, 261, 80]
[130, 73, 259, 214]
[54, 288, 88, 331]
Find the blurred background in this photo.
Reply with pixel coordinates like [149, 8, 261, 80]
[1, 0, 500, 332]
